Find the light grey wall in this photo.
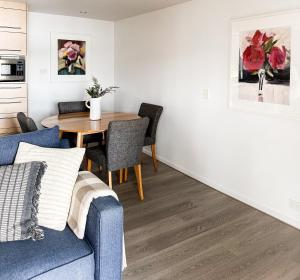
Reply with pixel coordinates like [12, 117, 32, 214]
[115, 0, 300, 228]
[27, 12, 115, 124]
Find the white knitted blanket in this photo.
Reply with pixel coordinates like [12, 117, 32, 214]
[68, 171, 127, 270]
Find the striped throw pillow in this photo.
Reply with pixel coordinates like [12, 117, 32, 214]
[0, 161, 46, 242]
[15, 142, 85, 231]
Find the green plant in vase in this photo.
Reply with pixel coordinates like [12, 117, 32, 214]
[85, 77, 119, 120]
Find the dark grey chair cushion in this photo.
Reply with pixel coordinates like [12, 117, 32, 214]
[144, 136, 153, 146]
[58, 101, 89, 114]
[138, 103, 163, 146]
[17, 112, 38, 133]
[0, 162, 46, 242]
[86, 118, 149, 172]
[85, 145, 106, 169]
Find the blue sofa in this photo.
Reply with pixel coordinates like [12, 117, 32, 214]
[0, 127, 124, 280]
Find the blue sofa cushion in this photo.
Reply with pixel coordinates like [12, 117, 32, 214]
[0, 126, 61, 165]
[32, 253, 94, 280]
[0, 226, 94, 280]
[60, 138, 71, 148]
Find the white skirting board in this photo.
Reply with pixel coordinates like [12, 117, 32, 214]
[143, 147, 300, 230]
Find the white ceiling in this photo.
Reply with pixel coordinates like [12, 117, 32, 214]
[8, 0, 192, 21]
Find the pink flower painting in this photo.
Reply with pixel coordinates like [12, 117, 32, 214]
[57, 39, 86, 75]
[239, 27, 291, 105]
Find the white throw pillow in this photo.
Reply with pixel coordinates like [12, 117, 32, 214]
[15, 142, 85, 231]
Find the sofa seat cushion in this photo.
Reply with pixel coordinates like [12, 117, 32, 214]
[0, 226, 94, 280]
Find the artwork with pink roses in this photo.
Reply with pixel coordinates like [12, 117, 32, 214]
[57, 39, 86, 75]
[238, 27, 291, 105]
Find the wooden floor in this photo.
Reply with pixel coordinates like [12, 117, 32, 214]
[103, 155, 300, 280]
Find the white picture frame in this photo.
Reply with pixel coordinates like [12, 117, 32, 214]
[229, 10, 300, 119]
[50, 32, 91, 82]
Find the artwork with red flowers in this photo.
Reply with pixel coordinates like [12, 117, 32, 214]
[57, 39, 86, 75]
[239, 27, 290, 105]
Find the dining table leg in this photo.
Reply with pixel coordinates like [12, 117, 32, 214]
[77, 132, 84, 148]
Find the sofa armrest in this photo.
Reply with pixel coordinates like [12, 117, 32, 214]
[84, 196, 123, 280]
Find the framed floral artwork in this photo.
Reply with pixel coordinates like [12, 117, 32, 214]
[230, 10, 300, 119]
[51, 33, 90, 82]
[57, 39, 86, 75]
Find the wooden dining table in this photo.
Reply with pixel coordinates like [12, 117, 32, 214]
[41, 112, 140, 147]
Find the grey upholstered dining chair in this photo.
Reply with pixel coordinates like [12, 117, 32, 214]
[86, 117, 149, 200]
[58, 101, 89, 114]
[138, 103, 163, 171]
[57, 101, 102, 147]
[17, 112, 38, 133]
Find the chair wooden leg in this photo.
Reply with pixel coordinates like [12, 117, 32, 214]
[108, 171, 112, 189]
[119, 169, 123, 184]
[124, 168, 128, 182]
[134, 164, 144, 201]
[151, 144, 158, 172]
[87, 159, 92, 172]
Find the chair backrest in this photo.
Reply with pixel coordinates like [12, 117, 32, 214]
[138, 103, 163, 143]
[106, 117, 149, 171]
[17, 112, 38, 133]
[58, 101, 89, 114]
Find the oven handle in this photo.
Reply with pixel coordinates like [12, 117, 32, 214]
[0, 101, 22, 104]
[0, 26, 22, 30]
[0, 87, 22, 90]
[0, 49, 21, 52]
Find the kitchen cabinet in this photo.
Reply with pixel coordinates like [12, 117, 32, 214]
[0, 7, 26, 33]
[0, 32, 26, 56]
[0, 1, 27, 135]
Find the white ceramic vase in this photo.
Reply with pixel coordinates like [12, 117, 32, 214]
[85, 97, 102, 120]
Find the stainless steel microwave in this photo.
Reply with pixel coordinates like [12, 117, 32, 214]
[0, 56, 25, 82]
